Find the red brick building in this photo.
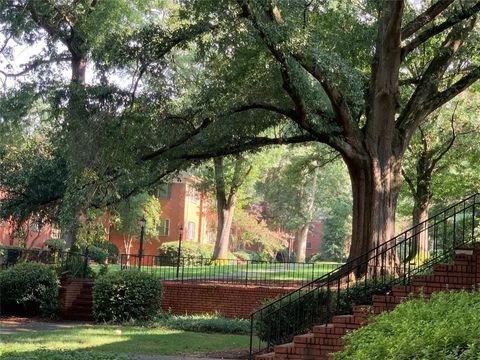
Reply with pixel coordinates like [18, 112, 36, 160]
[109, 175, 216, 256]
[306, 221, 324, 258]
[0, 219, 60, 249]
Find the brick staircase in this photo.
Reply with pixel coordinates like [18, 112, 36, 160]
[256, 247, 480, 360]
[59, 278, 94, 321]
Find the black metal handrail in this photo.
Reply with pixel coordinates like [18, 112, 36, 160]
[120, 254, 343, 288]
[0, 247, 93, 278]
[249, 193, 480, 357]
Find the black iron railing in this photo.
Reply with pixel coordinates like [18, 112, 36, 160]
[249, 193, 480, 358]
[0, 247, 92, 278]
[120, 254, 343, 288]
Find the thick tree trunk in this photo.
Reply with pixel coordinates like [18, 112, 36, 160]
[212, 157, 234, 260]
[71, 55, 87, 85]
[412, 200, 430, 257]
[346, 155, 403, 274]
[294, 223, 309, 263]
[410, 176, 432, 260]
[213, 197, 236, 259]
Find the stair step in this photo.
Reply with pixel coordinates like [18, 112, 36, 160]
[257, 242, 480, 360]
[313, 324, 347, 336]
[293, 333, 314, 344]
[273, 342, 294, 354]
[255, 352, 275, 360]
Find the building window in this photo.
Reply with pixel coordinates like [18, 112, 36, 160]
[187, 221, 196, 240]
[29, 221, 43, 232]
[188, 186, 199, 203]
[157, 184, 172, 199]
[50, 228, 61, 239]
[159, 219, 170, 236]
[306, 241, 312, 249]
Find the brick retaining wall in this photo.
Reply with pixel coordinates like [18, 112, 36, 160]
[59, 280, 292, 320]
[161, 282, 292, 318]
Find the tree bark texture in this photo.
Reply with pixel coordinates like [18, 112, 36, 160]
[243, 0, 479, 271]
[294, 224, 309, 263]
[212, 157, 246, 260]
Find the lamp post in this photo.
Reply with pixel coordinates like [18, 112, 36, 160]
[138, 217, 146, 269]
[176, 224, 183, 278]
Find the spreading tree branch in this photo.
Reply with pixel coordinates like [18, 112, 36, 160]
[402, 1, 480, 60]
[397, 20, 476, 140]
[141, 118, 213, 161]
[401, 0, 455, 39]
[173, 135, 316, 161]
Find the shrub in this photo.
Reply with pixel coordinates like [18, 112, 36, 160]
[156, 313, 250, 334]
[90, 240, 119, 264]
[255, 278, 393, 344]
[336, 291, 480, 360]
[62, 251, 95, 279]
[158, 241, 213, 265]
[233, 250, 262, 261]
[93, 269, 162, 322]
[0, 262, 59, 316]
[336, 279, 393, 314]
[256, 290, 332, 345]
[45, 238, 66, 252]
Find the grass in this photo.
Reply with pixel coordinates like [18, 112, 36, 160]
[155, 313, 250, 334]
[0, 325, 251, 358]
[92, 261, 343, 283]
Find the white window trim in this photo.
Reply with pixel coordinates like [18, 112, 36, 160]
[159, 219, 170, 236]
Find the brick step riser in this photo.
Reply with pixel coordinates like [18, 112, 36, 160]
[256, 247, 480, 360]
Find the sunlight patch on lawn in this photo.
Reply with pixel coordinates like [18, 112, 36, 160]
[0, 326, 250, 356]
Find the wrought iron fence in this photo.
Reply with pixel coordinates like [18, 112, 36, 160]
[120, 254, 343, 288]
[0, 247, 92, 278]
[249, 193, 480, 358]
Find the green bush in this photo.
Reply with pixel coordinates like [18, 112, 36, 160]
[90, 240, 119, 264]
[233, 250, 262, 261]
[93, 269, 162, 322]
[0, 262, 59, 316]
[255, 279, 393, 344]
[158, 241, 213, 265]
[336, 279, 393, 314]
[45, 238, 66, 252]
[62, 251, 95, 279]
[336, 291, 480, 360]
[0, 350, 127, 360]
[256, 290, 333, 345]
[156, 313, 249, 334]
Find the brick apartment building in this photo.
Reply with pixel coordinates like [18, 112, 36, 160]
[0, 218, 60, 249]
[109, 175, 216, 256]
[1, 176, 325, 259]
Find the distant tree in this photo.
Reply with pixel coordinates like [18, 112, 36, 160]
[231, 206, 287, 259]
[400, 90, 480, 256]
[110, 193, 161, 256]
[257, 146, 350, 262]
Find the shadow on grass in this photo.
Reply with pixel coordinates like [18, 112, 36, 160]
[1, 329, 251, 359]
[0, 349, 127, 360]
[86, 332, 250, 355]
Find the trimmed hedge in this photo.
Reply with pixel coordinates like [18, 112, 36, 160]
[157, 313, 249, 334]
[336, 291, 480, 360]
[93, 269, 162, 322]
[158, 241, 213, 265]
[0, 262, 59, 316]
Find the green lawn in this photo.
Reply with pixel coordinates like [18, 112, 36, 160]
[0, 325, 251, 359]
[92, 261, 343, 283]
